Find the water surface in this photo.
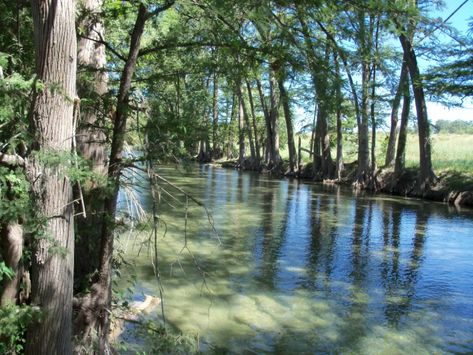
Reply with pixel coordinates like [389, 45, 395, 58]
[119, 165, 473, 354]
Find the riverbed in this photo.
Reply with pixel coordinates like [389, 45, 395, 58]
[118, 164, 473, 353]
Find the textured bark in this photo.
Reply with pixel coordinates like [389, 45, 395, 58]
[385, 61, 408, 167]
[239, 85, 255, 161]
[268, 67, 281, 167]
[75, 0, 108, 297]
[297, 13, 332, 178]
[26, 0, 77, 353]
[73, 4, 163, 352]
[356, 11, 371, 187]
[277, 74, 297, 174]
[246, 80, 261, 164]
[77, 0, 108, 175]
[394, 74, 411, 177]
[97, 6, 148, 351]
[256, 78, 271, 164]
[237, 85, 246, 163]
[334, 53, 344, 181]
[226, 94, 236, 159]
[212, 72, 220, 158]
[0, 223, 23, 305]
[370, 17, 380, 177]
[198, 77, 211, 162]
[399, 32, 436, 189]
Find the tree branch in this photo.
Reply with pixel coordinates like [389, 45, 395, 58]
[146, 0, 176, 20]
[78, 34, 127, 62]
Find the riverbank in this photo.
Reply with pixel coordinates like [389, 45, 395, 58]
[217, 159, 473, 208]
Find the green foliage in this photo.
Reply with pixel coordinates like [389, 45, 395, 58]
[0, 261, 14, 282]
[133, 322, 199, 355]
[433, 120, 473, 134]
[0, 305, 41, 354]
[0, 167, 30, 223]
[31, 150, 107, 186]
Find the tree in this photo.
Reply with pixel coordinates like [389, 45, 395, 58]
[385, 61, 408, 167]
[25, 0, 77, 352]
[277, 65, 297, 174]
[73, 2, 176, 351]
[397, 4, 436, 190]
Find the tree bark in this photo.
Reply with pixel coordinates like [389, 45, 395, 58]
[73, 4, 159, 352]
[77, 0, 108, 175]
[385, 61, 407, 167]
[246, 80, 261, 164]
[334, 52, 344, 181]
[237, 84, 246, 163]
[212, 72, 220, 158]
[226, 94, 236, 159]
[297, 13, 332, 178]
[268, 67, 281, 168]
[0, 223, 23, 305]
[26, 0, 77, 352]
[239, 85, 256, 162]
[394, 73, 411, 177]
[256, 78, 272, 164]
[277, 74, 297, 174]
[370, 16, 380, 178]
[399, 32, 436, 189]
[356, 10, 371, 186]
[97, 5, 148, 351]
[75, 0, 109, 296]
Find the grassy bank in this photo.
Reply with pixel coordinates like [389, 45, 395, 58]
[282, 133, 473, 176]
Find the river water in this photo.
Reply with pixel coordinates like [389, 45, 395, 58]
[118, 164, 473, 354]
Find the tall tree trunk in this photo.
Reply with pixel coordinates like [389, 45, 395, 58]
[73, 4, 160, 352]
[226, 94, 236, 159]
[246, 80, 261, 164]
[309, 103, 317, 159]
[297, 12, 332, 178]
[277, 73, 297, 174]
[334, 52, 344, 181]
[237, 85, 246, 163]
[96, 6, 148, 351]
[370, 16, 380, 178]
[256, 78, 272, 165]
[77, 0, 108, 175]
[0, 223, 23, 305]
[399, 32, 436, 189]
[239, 86, 256, 162]
[356, 11, 371, 186]
[385, 61, 407, 167]
[75, 0, 108, 295]
[198, 77, 211, 162]
[268, 66, 281, 168]
[26, 0, 77, 352]
[394, 74, 411, 178]
[319, 107, 332, 178]
[212, 72, 219, 158]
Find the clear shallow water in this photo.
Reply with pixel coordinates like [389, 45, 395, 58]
[119, 164, 473, 354]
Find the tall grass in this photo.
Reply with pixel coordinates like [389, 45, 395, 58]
[281, 133, 473, 175]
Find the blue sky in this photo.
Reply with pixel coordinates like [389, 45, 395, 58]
[428, 0, 472, 122]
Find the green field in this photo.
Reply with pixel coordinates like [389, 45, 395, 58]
[282, 133, 473, 175]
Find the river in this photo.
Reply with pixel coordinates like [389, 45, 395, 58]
[118, 164, 473, 354]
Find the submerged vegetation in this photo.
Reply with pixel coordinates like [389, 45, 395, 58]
[0, 0, 472, 353]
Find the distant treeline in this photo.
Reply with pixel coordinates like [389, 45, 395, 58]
[433, 120, 473, 134]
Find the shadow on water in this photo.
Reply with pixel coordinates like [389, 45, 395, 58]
[119, 164, 473, 354]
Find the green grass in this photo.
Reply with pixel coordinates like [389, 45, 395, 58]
[281, 133, 473, 176]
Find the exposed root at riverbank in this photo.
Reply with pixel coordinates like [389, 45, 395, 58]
[217, 158, 473, 208]
[109, 295, 162, 343]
